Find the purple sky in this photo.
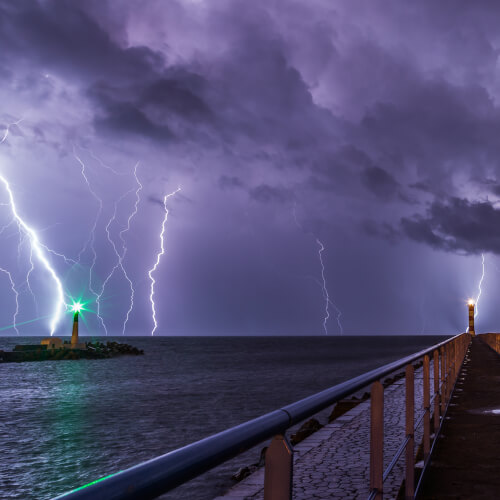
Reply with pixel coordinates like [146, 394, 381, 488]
[0, 0, 499, 336]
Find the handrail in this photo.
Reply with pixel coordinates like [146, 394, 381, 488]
[383, 435, 411, 482]
[53, 333, 464, 500]
[378, 375, 433, 487]
[369, 332, 470, 499]
[413, 338, 470, 497]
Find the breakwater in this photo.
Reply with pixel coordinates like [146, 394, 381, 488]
[0, 341, 143, 362]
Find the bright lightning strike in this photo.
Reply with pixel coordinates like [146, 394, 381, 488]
[293, 203, 343, 335]
[120, 163, 142, 334]
[73, 149, 107, 334]
[148, 187, 181, 335]
[307, 275, 343, 334]
[475, 253, 485, 320]
[99, 162, 142, 335]
[467, 253, 485, 332]
[74, 149, 145, 336]
[0, 174, 65, 335]
[26, 246, 38, 316]
[316, 239, 330, 335]
[0, 118, 65, 335]
[0, 266, 19, 335]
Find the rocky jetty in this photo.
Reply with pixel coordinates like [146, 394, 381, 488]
[0, 341, 144, 363]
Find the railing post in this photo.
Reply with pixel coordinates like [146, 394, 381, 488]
[370, 381, 384, 500]
[405, 364, 414, 500]
[423, 355, 430, 461]
[452, 340, 456, 382]
[451, 341, 456, 381]
[444, 342, 451, 404]
[433, 350, 439, 430]
[453, 341, 457, 381]
[440, 346, 446, 415]
[264, 434, 293, 500]
[459, 337, 462, 366]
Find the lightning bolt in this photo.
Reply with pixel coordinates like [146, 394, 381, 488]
[73, 149, 107, 334]
[75, 148, 144, 336]
[99, 162, 142, 335]
[0, 117, 24, 145]
[475, 253, 485, 320]
[316, 239, 330, 335]
[467, 253, 485, 332]
[24, 242, 38, 316]
[119, 163, 142, 334]
[0, 117, 66, 335]
[0, 174, 66, 335]
[293, 203, 343, 335]
[0, 266, 20, 335]
[0, 219, 21, 331]
[148, 187, 181, 336]
[85, 147, 130, 178]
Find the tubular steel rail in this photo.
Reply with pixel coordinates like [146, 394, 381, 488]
[479, 332, 500, 354]
[53, 333, 471, 500]
[368, 332, 470, 500]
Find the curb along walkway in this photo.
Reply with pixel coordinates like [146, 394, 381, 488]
[216, 365, 432, 500]
[418, 337, 500, 499]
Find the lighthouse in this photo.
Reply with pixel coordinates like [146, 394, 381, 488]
[71, 308, 79, 346]
[69, 302, 86, 349]
[468, 300, 475, 336]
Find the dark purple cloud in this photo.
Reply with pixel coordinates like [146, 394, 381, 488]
[402, 198, 500, 255]
[1, 0, 500, 335]
[361, 166, 400, 199]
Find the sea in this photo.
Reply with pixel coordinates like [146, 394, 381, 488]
[0, 335, 449, 500]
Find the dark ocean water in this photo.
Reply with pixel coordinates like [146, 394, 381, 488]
[0, 335, 449, 500]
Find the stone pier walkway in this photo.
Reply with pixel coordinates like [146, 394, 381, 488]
[419, 336, 500, 499]
[216, 364, 432, 500]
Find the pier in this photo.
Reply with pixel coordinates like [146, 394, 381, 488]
[419, 335, 500, 498]
[52, 303, 500, 500]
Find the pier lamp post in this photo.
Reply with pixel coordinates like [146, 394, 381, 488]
[70, 302, 83, 346]
[468, 299, 475, 336]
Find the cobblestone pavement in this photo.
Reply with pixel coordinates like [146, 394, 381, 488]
[215, 366, 432, 500]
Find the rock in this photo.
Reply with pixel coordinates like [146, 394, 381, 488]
[329, 400, 361, 422]
[291, 418, 323, 445]
[232, 465, 258, 482]
[231, 446, 267, 482]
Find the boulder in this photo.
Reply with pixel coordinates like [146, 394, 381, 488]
[291, 418, 323, 445]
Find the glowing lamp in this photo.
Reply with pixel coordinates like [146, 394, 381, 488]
[468, 299, 475, 306]
[70, 302, 83, 313]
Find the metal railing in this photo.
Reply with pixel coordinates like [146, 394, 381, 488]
[479, 333, 500, 354]
[53, 333, 471, 500]
[368, 332, 470, 499]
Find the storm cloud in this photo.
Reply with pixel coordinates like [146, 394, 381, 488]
[2, 0, 500, 335]
[402, 198, 500, 255]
